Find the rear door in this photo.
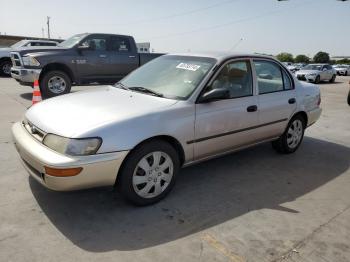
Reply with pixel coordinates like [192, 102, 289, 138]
[109, 36, 139, 79]
[194, 59, 259, 160]
[253, 59, 297, 139]
[75, 34, 111, 81]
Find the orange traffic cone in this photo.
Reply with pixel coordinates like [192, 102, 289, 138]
[32, 80, 42, 105]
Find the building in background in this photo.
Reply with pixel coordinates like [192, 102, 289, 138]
[0, 34, 63, 48]
[136, 42, 151, 53]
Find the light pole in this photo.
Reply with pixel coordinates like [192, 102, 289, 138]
[47, 16, 51, 39]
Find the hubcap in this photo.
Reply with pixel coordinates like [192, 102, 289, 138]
[2, 63, 11, 75]
[132, 151, 174, 199]
[287, 119, 303, 149]
[48, 76, 66, 94]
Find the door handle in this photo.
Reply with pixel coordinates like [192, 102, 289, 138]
[99, 54, 107, 58]
[288, 98, 296, 104]
[247, 105, 258, 112]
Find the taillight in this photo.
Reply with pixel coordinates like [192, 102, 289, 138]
[317, 95, 321, 106]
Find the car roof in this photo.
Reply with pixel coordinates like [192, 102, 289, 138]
[166, 51, 276, 63]
[24, 39, 58, 43]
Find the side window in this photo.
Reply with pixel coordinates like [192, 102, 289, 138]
[211, 60, 253, 99]
[111, 37, 131, 53]
[282, 70, 293, 90]
[30, 42, 40, 46]
[81, 37, 107, 51]
[254, 60, 284, 94]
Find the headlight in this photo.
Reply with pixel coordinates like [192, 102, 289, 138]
[308, 73, 317, 76]
[43, 134, 102, 156]
[22, 56, 41, 66]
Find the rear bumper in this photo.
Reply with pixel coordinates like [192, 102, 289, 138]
[12, 122, 129, 191]
[11, 67, 41, 85]
[307, 107, 322, 127]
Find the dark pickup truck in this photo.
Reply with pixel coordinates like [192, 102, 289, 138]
[10, 33, 163, 97]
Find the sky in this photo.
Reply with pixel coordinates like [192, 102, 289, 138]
[0, 0, 349, 57]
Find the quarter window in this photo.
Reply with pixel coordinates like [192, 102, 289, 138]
[254, 60, 286, 94]
[282, 70, 292, 90]
[210, 60, 253, 99]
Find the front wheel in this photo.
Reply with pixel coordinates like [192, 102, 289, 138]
[0, 60, 12, 77]
[41, 70, 71, 98]
[272, 115, 305, 154]
[117, 140, 180, 205]
[314, 75, 320, 84]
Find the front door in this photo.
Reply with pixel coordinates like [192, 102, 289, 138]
[193, 59, 259, 160]
[76, 35, 111, 82]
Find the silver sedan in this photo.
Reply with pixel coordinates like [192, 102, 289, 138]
[12, 52, 322, 205]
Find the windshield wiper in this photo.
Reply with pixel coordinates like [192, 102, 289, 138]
[114, 82, 130, 90]
[128, 86, 164, 97]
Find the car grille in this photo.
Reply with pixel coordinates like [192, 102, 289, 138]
[10, 52, 23, 67]
[23, 121, 46, 142]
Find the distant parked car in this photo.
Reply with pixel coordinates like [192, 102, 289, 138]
[12, 52, 322, 205]
[333, 64, 350, 76]
[0, 39, 58, 76]
[296, 64, 336, 83]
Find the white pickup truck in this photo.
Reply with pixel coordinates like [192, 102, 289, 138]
[0, 39, 58, 76]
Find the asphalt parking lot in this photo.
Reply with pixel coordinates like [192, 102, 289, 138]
[0, 77, 350, 262]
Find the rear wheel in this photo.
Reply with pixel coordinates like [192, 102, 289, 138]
[117, 140, 180, 205]
[272, 115, 305, 154]
[0, 60, 12, 77]
[329, 74, 336, 83]
[41, 70, 71, 98]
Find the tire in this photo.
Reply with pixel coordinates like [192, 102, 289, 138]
[329, 74, 336, 83]
[272, 115, 306, 154]
[117, 140, 180, 206]
[314, 75, 320, 84]
[345, 71, 348, 76]
[0, 60, 12, 77]
[40, 70, 71, 98]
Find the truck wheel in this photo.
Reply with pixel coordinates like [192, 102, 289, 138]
[0, 60, 12, 77]
[41, 70, 71, 98]
[117, 140, 180, 206]
[329, 75, 336, 83]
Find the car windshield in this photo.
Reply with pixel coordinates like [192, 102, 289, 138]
[58, 34, 87, 48]
[302, 64, 322, 71]
[11, 40, 28, 48]
[119, 55, 217, 100]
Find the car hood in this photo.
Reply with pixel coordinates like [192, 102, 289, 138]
[296, 70, 320, 75]
[13, 46, 69, 56]
[25, 86, 178, 137]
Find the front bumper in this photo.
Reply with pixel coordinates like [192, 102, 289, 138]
[336, 70, 346, 75]
[12, 122, 129, 191]
[11, 67, 41, 85]
[296, 74, 317, 82]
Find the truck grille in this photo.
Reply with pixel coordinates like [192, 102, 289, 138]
[10, 52, 23, 67]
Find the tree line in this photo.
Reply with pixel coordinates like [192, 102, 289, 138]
[276, 52, 350, 65]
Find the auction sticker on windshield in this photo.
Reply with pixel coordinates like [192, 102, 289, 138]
[176, 63, 201, 71]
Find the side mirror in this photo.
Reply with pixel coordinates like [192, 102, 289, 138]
[199, 88, 230, 103]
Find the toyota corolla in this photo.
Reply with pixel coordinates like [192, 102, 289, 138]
[12, 53, 322, 205]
